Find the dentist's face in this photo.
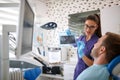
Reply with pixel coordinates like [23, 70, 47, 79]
[84, 20, 98, 37]
[91, 35, 107, 59]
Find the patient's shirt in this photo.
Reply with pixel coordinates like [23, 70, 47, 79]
[76, 64, 110, 80]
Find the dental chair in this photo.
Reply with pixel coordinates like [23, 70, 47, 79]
[107, 56, 120, 80]
[24, 67, 41, 80]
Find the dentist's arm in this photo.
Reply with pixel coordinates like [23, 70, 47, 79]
[77, 41, 93, 66]
[82, 55, 93, 66]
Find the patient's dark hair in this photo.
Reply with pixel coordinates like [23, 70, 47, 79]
[102, 32, 120, 62]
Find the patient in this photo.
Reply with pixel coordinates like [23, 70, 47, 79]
[76, 32, 120, 80]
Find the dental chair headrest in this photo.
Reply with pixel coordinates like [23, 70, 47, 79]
[107, 55, 120, 80]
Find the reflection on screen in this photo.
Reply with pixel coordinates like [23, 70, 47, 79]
[21, 0, 34, 54]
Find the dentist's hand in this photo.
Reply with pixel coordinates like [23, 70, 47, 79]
[65, 29, 71, 35]
[77, 41, 85, 58]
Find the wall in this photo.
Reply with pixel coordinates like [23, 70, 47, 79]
[36, 0, 120, 60]
[43, 0, 120, 47]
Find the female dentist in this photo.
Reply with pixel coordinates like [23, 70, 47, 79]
[73, 14, 102, 80]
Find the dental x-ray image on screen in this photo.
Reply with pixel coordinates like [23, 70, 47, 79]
[60, 35, 76, 45]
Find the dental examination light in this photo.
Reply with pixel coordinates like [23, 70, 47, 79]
[40, 22, 57, 30]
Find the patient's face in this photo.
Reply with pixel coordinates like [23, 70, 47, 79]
[91, 35, 107, 59]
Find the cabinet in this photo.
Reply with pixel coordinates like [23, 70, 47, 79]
[64, 63, 76, 80]
[40, 74, 64, 80]
[101, 6, 120, 35]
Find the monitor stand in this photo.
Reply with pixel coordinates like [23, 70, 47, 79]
[0, 25, 16, 80]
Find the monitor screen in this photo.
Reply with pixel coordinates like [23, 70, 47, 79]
[60, 35, 76, 45]
[16, 0, 34, 58]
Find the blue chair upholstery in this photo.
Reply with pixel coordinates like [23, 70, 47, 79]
[107, 56, 120, 80]
[24, 67, 41, 80]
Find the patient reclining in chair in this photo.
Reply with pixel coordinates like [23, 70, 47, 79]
[76, 32, 120, 80]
